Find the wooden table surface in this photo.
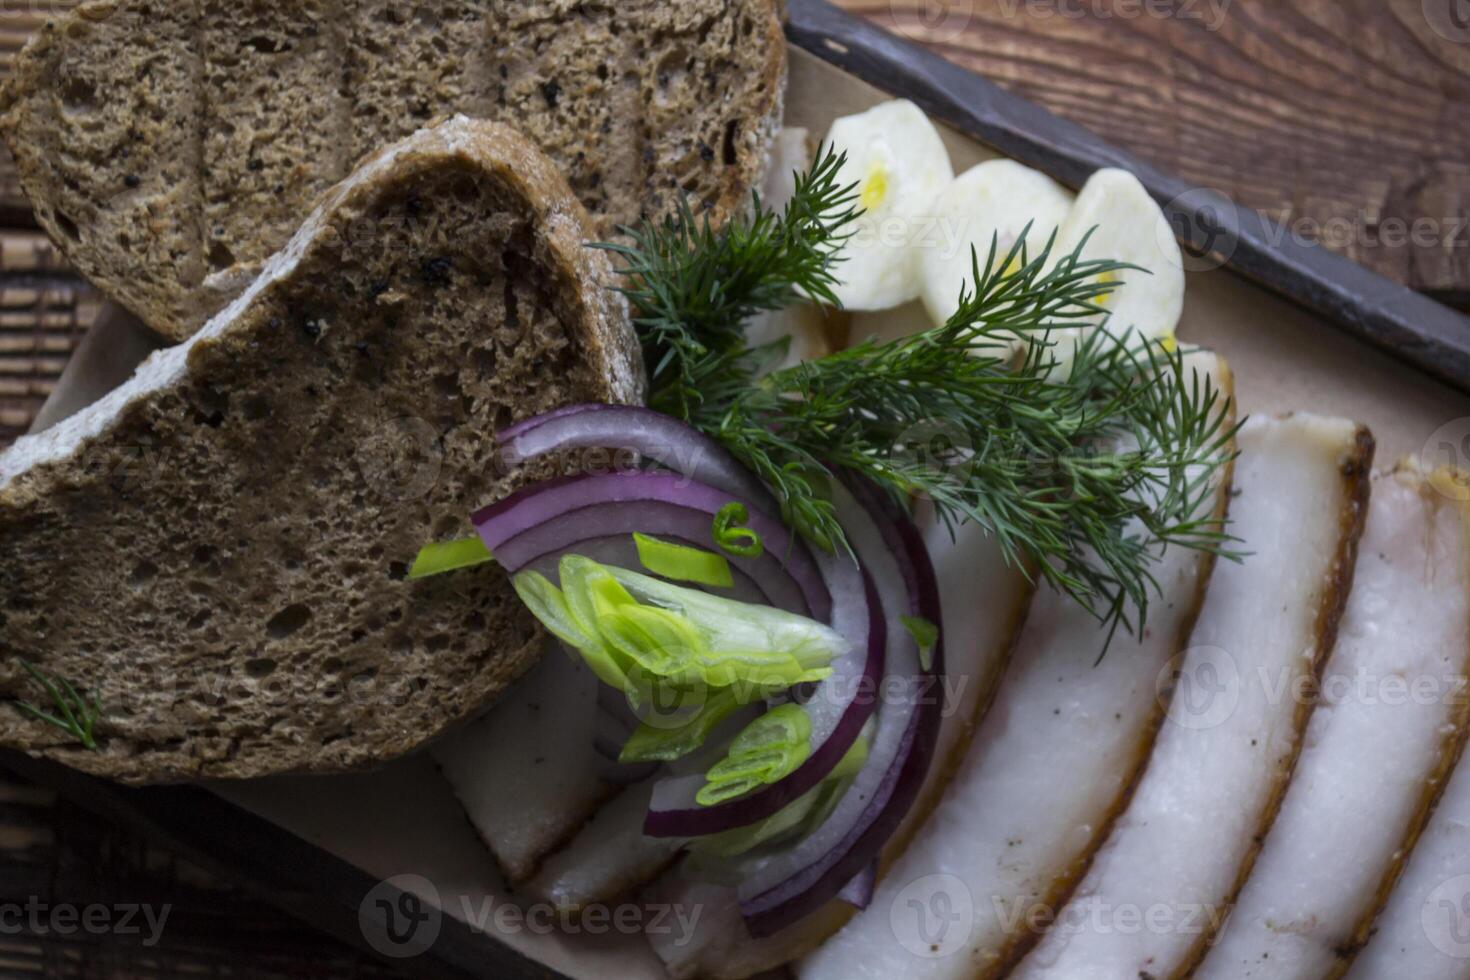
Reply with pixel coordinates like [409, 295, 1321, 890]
[859, 0, 1470, 299]
[0, 0, 1467, 974]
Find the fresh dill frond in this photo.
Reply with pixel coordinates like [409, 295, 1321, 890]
[11, 659, 100, 750]
[693, 236, 1239, 636]
[597, 154, 1240, 640]
[595, 143, 860, 420]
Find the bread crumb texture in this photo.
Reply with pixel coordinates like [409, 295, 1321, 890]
[0, 117, 645, 783]
[0, 0, 787, 340]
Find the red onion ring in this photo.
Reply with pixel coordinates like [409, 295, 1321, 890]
[493, 500, 811, 616]
[497, 403, 776, 510]
[735, 479, 945, 936]
[497, 403, 606, 442]
[837, 862, 878, 910]
[475, 471, 827, 619]
[475, 409, 944, 912]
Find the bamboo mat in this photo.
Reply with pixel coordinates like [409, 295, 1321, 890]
[0, 1, 96, 447]
[0, 771, 406, 978]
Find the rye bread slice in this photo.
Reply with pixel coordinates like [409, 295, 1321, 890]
[0, 0, 787, 342]
[0, 116, 644, 784]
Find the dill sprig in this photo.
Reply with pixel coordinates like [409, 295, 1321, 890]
[599, 151, 1239, 639]
[11, 659, 100, 750]
[696, 239, 1238, 637]
[596, 144, 860, 421]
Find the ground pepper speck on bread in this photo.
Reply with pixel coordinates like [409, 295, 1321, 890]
[0, 117, 645, 783]
[0, 0, 787, 341]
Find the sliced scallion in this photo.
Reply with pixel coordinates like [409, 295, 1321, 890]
[407, 537, 494, 580]
[634, 533, 735, 588]
[712, 502, 764, 558]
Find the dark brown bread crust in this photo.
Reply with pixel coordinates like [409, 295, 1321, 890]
[0, 117, 644, 783]
[0, 0, 787, 342]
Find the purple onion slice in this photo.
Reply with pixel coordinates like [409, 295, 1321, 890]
[837, 862, 878, 910]
[496, 403, 775, 510]
[734, 479, 945, 936]
[497, 403, 608, 443]
[474, 471, 827, 620]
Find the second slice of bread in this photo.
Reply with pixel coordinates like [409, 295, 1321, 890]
[1, 0, 787, 341]
[0, 116, 644, 783]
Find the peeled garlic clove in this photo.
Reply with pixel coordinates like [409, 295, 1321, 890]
[823, 100, 954, 312]
[1044, 168, 1185, 373]
[919, 159, 1075, 327]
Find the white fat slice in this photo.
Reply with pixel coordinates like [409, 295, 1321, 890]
[1009, 414, 1372, 980]
[646, 877, 855, 980]
[1195, 462, 1470, 980]
[824, 100, 954, 311]
[432, 645, 616, 883]
[523, 781, 684, 912]
[800, 354, 1235, 980]
[647, 522, 1034, 979]
[645, 879, 738, 979]
[892, 509, 1036, 856]
[919, 160, 1075, 328]
[1044, 168, 1184, 373]
[1347, 711, 1470, 979]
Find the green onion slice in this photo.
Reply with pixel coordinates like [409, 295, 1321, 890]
[688, 729, 871, 861]
[511, 571, 631, 693]
[408, 537, 494, 580]
[634, 533, 735, 588]
[901, 615, 940, 672]
[712, 502, 764, 558]
[697, 704, 812, 807]
[550, 556, 843, 691]
[510, 554, 848, 760]
[618, 685, 746, 764]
